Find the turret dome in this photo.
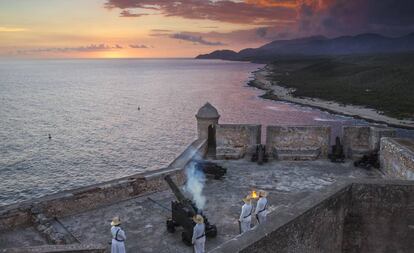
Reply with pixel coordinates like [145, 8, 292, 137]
[196, 102, 220, 119]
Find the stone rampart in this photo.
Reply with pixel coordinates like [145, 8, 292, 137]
[209, 180, 414, 253]
[0, 244, 106, 253]
[0, 139, 206, 232]
[266, 125, 330, 160]
[380, 138, 414, 180]
[343, 126, 396, 159]
[216, 124, 261, 159]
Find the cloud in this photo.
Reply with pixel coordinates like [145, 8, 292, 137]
[0, 27, 27, 32]
[119, 10, 149, 17]
[17, 44, 123, 54]
[129, 44, 150, 48]
[295, 0, 414, 36]
[170, 33, 226, 46]
[105, 0, 296, 25]
[151, 29, 171, 32]
[106, 0, 414, 38]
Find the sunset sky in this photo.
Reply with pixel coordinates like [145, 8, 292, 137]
[1, 0, 413, 58]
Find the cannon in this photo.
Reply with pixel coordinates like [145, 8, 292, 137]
[251, 144, 268, 165]
[329, 137, 345, 163]
[164, 175, 217, 246]
[192, 160, 227, 179]
[354, 151, 380, 169]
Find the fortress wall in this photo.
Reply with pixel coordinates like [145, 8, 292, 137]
[0, 244, 106, 253]
[342, 126, 396, 159]
[342, 126, 371, 158]
[369, 127, 396, 151]
[216, 124, 261, 158]
[266, 125, 331, 159]
[380, 138, 414, 180]
[209, 182, 352, 253]
[210, 180, 414, 253]
[342, 182, 414, 253]
[0, 139, 206, 232]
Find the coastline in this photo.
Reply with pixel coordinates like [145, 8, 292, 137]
[249, 66, 414, 130]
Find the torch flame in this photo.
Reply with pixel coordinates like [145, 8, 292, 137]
[250, 190, 259, 199]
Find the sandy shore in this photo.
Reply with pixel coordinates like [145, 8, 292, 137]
[249, 66, 414, 129]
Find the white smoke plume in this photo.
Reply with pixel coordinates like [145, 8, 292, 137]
[184, 160, 206, 210]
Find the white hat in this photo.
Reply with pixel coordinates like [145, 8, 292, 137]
[258, 190, 268, 197]
[242, 195, 252, 204]
[111, 216, 121, 226]
[193, 214, 204, 224]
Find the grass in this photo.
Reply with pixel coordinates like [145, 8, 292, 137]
[266, 53, 414, 120]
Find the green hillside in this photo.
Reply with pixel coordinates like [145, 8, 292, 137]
[267, 53, 414, 120]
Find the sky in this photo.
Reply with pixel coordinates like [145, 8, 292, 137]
[1, 0, 414, 58]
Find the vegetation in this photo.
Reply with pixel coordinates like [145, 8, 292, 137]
[266, 53, 414, 120]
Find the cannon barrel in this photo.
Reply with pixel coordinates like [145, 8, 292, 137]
[164, 175, 198, 215]
[164, 175, 217, 245]
[164, 175, 187, 203]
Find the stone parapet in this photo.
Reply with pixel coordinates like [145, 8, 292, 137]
[342, 126, 396, 159]
[0, 244, 106, 253]
[380, 138, 414, 180]
[0, 139, 206, 232]
[266, 125, 331, 160]
[216, 124, 261, 159]
[209, 180, 414, 253]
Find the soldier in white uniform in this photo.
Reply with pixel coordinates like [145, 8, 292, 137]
[110, 216, 126, 253]
[255, 190, 268, 224]
[239, 195, 253, 233]
[192, 214, 206, 253]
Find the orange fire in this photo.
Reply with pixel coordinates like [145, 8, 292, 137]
[250, 190, 259, 199]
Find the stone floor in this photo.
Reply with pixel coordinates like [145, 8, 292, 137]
[0, 159, 381, 252]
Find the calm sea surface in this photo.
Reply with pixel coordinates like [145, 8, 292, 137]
[0, 59, 410, 206]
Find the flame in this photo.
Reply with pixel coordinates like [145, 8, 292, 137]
[250, 190, 259, 199]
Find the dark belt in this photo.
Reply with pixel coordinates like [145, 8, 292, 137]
[196, 233, 205, 240]
[243, 207, 253, 219]
[114, 229, 124, 242]
[258, 208, 266, 214]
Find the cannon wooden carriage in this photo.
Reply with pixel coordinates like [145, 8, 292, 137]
[164, 175, 217, 246]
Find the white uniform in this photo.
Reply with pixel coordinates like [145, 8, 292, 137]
[111, 226, 126, 253]
[255, 197, 268, 224]
[239, 203, 253, 233]
[192, 223, 206, 253]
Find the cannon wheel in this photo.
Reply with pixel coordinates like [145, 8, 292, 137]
[181, 231, 193, 246]
[206, 224, 217, 238]
[166, 219, 176, 233]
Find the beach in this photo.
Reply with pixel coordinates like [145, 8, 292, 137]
[249, 66, 414, 130]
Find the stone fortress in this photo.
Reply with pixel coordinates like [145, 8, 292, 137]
[0, 103, 413, 252]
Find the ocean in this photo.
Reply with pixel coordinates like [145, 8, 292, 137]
[0, 58, 395, 206]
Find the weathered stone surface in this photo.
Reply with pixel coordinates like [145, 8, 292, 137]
[216, 124, 261, 159]
[369, 127, 396, 151]
[343, 126, 371, 159]
[343, 182, 414, 253]
[210, 180, 414, 253]
[0, 138, 205, 233]
[196, 103, 220, 140]
[342, 126, 396, 159]
[380, 138, 414, 180]
[0, 244, 106, 253]
[266, 125, 331, 160]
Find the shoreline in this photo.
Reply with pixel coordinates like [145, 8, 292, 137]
[249, 66, 414, 130]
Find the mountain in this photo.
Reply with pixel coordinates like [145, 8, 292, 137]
[196, 33, 414, 61]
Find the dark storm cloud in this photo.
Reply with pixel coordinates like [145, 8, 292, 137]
[256, 27, 268, 38]
[105, 0, 296, 25]
[297, 0, 414, 36]
[170, 33, 226, 46]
